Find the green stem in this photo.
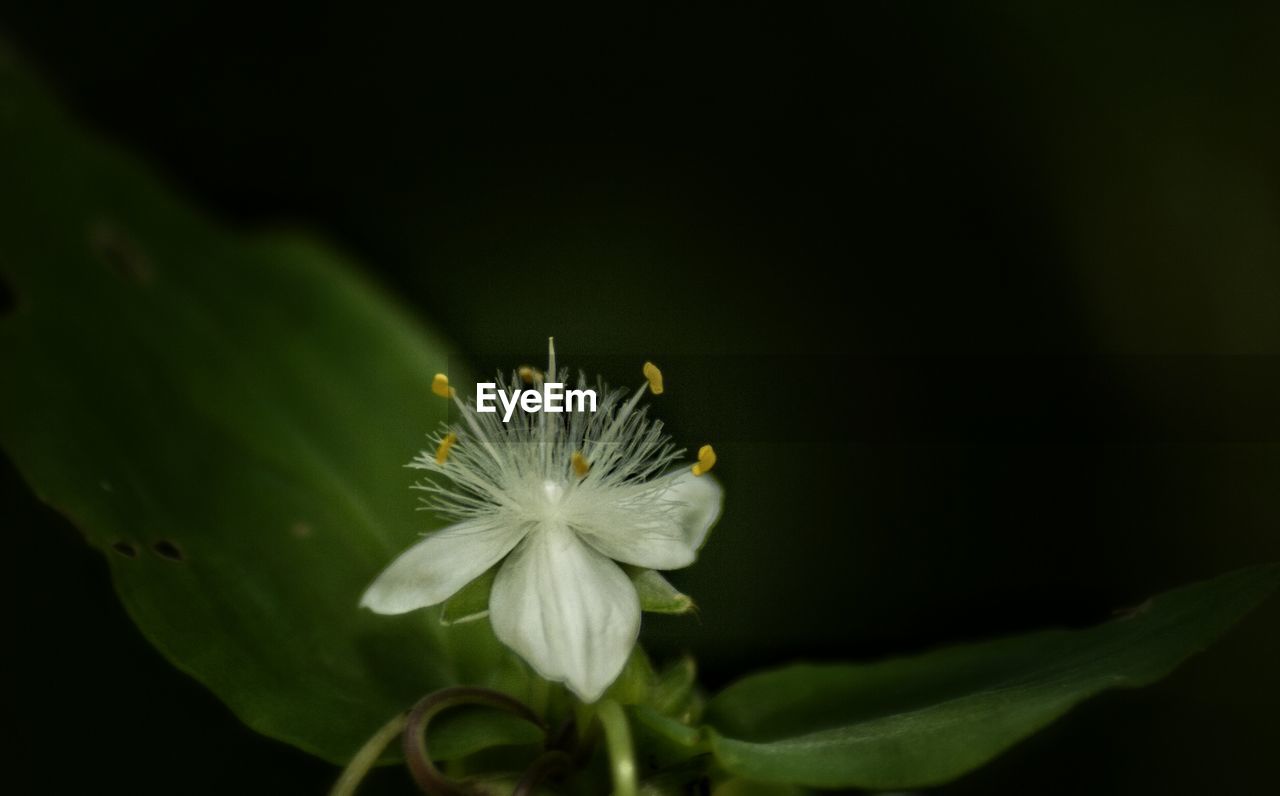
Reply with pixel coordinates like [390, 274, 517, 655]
[595, 700, 637, 796]
[328, 711, 408, 796]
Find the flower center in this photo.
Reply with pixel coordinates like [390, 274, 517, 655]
[532, 478, 573, 524]
[542, 479, 564, 504]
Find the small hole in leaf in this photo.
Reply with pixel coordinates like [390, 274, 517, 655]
[89, 221, 152, 284]
[111, 541, 138, 558]
[152, 540, 184, 561]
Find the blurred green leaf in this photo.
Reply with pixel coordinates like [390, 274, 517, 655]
[440, 568, 496, 626]
[0, 51, 523, 762]
[427, 707, 544, 760]
[704, 565, 1279, 789]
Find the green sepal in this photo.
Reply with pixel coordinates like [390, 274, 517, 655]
[628, 567, 696, 615]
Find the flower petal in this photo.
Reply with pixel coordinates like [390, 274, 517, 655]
[659, 470, 724, 551]
[360, 519, 528, 615]
[575, 470, 725, 570]
[489, 522, 640, 701]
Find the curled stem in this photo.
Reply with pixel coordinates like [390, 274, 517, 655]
[328, 711, 409, 796]
[595, 700, 637, 796]
[402, 686, 546, 795]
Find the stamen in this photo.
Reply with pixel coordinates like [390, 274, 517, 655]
[518, 366, 537, 384]
[619, 383, 648, 424]
[435, 432, 458, 465]
[431, 373, 453, 398]
[571, 451, 591, 477]
[691, 444, 716, 476]
[643, 361, 664, 395]
[542, 338, 556, 469]
[451, 388, 506, 471]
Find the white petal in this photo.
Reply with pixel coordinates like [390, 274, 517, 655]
[575, 470, 725, 569]
[360, 519, 528, 615]
[489, 522, 640, 702]
[659, 470, 724, 552]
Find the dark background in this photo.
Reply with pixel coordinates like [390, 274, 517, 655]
[3, 3, 1279, 793]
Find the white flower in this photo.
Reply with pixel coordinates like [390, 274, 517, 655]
[361, 339, 723, 701]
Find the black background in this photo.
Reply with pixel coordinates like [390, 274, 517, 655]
[3, 3, 1279, 793]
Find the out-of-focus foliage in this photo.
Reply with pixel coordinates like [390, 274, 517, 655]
[0, 48, 530, 763]
[703, 565, 1278, 788]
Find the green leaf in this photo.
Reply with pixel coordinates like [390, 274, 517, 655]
[441, 568, 496, 626]
[0, 51, 524, 762]
[704, 564, 1280, 789]
[629, 567, 696, 615]
[427, 707, 545, 761]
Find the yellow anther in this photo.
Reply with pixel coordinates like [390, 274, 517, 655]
[435, 432, 458, 465]
[571, 451, 591, 477]
[643, 361, 664, 395]
[518, 365, 537, 384]
[691, 444, 716, 476]
[431, 373, 452, 398]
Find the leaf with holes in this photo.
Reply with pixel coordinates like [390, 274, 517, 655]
[0, 50, 529, 762]
[703, 564, 1279, 789]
